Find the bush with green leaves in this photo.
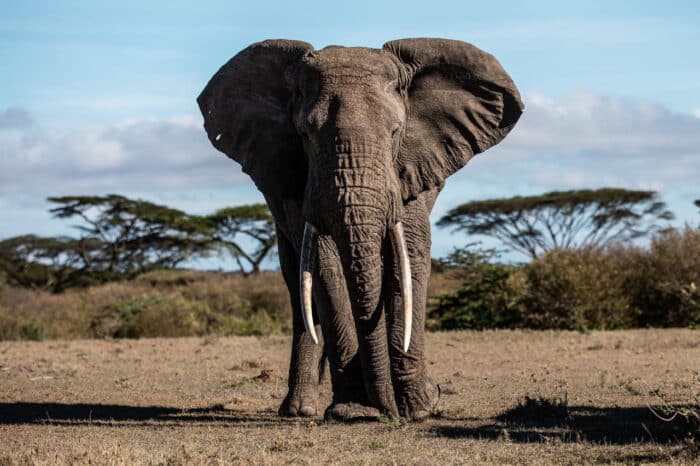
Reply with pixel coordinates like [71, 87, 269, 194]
[621, 227, 700, 328]
[428, 247, 524, 330]
[430, 227, 700, 332]
[519, 247, 632, 330]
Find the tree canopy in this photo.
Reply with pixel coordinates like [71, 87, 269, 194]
[48, 195, 213, 275]
[206, 203, 277, 274]
[437, 188, 674, 259]
[0, 234, 106, 291]
[0, 195, 279, 292]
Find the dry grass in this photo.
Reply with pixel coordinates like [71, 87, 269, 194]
[0, 267, 464, 342]
[0, 270, 292, 340]
[1, 329, 699, 464]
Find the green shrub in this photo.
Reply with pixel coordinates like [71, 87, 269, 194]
[520, 247, 632, 330]
[428, 248, 524, 330]
[622, 227, 700, 328]
[429, 245, 650, 331]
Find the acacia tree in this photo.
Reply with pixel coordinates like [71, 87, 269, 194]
[0, 196, 279, 291]
[206, 203, 277, 274]
[438, 188, 674, 259]
[50, 196, 278, 275]
[0, 235, 104, 291]
[48, 195, 213, 275]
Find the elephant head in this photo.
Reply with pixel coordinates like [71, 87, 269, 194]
[198, 38, 522, 412]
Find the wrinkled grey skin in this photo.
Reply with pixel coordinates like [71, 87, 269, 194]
[198, 38, 523, 421]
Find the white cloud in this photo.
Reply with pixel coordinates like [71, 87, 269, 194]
[693, 108, 700, 119]
[433, 90, 700, 250]
[463, 90, 700, 192]
[0, 109, 246, 196]
[3, 92, 699, 201]
[2, 92, 699, 245]
[510, 90, 700, 156]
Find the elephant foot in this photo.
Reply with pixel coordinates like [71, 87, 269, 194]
[278, 384, 318, 417]
[324, 402, 381, 422]
[395, 377, 440, 421]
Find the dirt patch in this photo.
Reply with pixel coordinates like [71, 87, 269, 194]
[1, 329, 698, 464]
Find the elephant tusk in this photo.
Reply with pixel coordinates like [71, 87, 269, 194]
[390, 222, 412, 352]
[299, 222, 319, 344]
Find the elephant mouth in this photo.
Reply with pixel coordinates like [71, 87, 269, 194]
[299, 221, 413, 352]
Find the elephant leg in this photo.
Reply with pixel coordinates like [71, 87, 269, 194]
[314, 234, 380, 421]
[276, 231, 324, 417]
[385, 191, 440, 420]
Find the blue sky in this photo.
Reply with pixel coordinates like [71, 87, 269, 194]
[1, 0, 699, 266]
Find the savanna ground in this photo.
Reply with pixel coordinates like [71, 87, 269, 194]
[1, 329, 699, 464]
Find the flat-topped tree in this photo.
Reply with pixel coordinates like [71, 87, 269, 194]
[206, 203, 276, 274]
[438, 188, 675, 260]
[0, 235, 105, 291]
[48, 195, 213, 275]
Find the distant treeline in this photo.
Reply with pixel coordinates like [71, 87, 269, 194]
[0, 188, 698, 339]
[0, 195, 276, 292]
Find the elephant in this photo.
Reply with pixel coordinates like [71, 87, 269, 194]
[197, 38, 523, 421]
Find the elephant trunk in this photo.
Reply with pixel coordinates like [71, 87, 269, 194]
[332, 203, 398, 416]
[300, 138, 412, 416]
[299, 220, 412, 353]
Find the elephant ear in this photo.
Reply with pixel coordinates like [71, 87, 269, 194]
[197, 39, 314, 200]
[383, 38, 524, 201]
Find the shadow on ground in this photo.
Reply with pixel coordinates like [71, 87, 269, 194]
[433, 399, 699, 446]
[2, 399, 698, 450]
[0, 402, 287, 427]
